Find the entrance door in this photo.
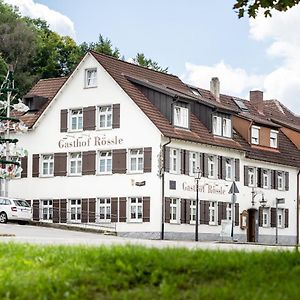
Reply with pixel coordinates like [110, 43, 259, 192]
[247, 208, 257, 242]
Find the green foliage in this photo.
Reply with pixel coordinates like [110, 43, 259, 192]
[134, 53, 168, 73]
[233, 0, 300, 18]
[0, 243, 300, 299]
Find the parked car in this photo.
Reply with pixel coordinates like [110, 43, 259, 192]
[0, 197, 32, 224]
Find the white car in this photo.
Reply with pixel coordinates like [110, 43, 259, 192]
[0, 197, 32, 223]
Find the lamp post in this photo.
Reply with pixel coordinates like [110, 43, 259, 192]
[194, 167, 201, 242]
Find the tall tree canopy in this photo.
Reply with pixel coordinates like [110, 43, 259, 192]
[234, 0, 300, 18]
[0, 0, 168, 98]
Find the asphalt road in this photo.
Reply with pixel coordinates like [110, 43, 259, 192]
[0, 223, 296, 251]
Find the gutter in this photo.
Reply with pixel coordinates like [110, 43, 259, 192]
[161, 137, 171, 240]
[297, 170, 300, 248]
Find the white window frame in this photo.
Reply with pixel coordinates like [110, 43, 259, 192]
[212, 115, 222, 136]
[173, 105, 189, 128]
[262, 208, 270, 227]
[69, 152, 82, 176]
[277, 171, 284, 190]
[41, 199, 53, 221]
[170, 148, 180, 174]
[69, 199, 81, 222]
[189, 152, 199, 176]
[98, 151, 112, 174]
[128, 197, 143, 222]
[69, 108, 83, 132]
[248, 167, 256, 187]
[251, 126, 260, 145]
[85, 68, 97, 88]
[277, 208, 284, 228]
[190, 200, 196, 224]
[270, 130, 278, 148]
[97, 198, 111, 222]
[209, 201, 217, 225]
[222, 117, 232, 138]
[208, 155, 216, 179]
[170, 198, 179, 224]
[41, 154, 54, 177]
[226, 203, 232, 221]
[225, 158, 233, 181]
[128, 148, 143, 173]
[263, 169, 269, 189]
[98, 105, 112, 129]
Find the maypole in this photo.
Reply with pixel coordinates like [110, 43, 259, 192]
[0, 65, 29, 197]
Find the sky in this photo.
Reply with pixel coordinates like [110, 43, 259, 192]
[3, 0, 300, 114]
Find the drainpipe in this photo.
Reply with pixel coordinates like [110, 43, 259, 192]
[161, 138, 171, 240]
[297, 170, 300, 250]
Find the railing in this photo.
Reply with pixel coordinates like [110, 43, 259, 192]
[34, 207, 117, 233]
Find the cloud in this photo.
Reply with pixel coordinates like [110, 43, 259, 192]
[182, 6, 300, 115]
[3, 0, 76, 38]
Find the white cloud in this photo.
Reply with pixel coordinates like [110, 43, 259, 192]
[3, 0, 76, 38]
[182, 6, 300, 115]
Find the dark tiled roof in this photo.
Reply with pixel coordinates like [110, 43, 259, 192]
[12, 77, 67, 128]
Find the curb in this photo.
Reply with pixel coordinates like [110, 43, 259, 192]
[29, 221, 117, 236]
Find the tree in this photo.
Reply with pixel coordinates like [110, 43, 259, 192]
[233, 0, 300, 18]
[79, 34, 120, 59]
[133, 53, 168, 73]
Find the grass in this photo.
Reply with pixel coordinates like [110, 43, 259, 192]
[0, 243, 300, 299]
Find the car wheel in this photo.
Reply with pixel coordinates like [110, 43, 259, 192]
[0, 212, 8, 223]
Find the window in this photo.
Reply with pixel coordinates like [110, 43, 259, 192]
[277, 208, 284, 228]
[69, 199, 81, 221]
[41, 154, 54, 177]
[248, 167, 255, 187]
[225, 158, 233, 180]
[262, 208, 269, 227]
[277, 171, 284, 190]
[190, 200, 196, 223]
[212, 116, 222, 136]
[251, 126, 260, 144]
[98, 198, 111, 222]
[98, 151, 112, 174]
[129, 197, 143, 222]
[270, 130, 278, 148]
[208, 155, 216, 178]
[69, 152, 82, 175]
[173, 106, 189, 128]
[223, 118, 232, 138]
[209, 201, 217, 225]
[189, 152, 199, 176]
[98, 106, 112, 129]
[263, 169, 269, 189]
[129, 148, 143, 173]
[70, 109, 83, 131]
[213, 115, 231, 138]
[85, 68, 97, 87]
[170, 149, 180, 174]
[42, 200, 53, 221]
[226, 203, 232, 221]
[170, 198, 179, 223]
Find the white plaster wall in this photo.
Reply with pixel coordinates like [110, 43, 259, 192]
[164, 139, 298, 239]
[9, 53, 163, 233]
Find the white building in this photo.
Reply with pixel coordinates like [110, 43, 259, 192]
[6, 51, 300, 244]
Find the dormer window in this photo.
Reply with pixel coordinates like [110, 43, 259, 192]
[270, 130, 278, 148]
[251, 126, 260, 145]
[212, 114, 231, 138]
[85, 68, 97, 87]
[173, 105, 189, 128]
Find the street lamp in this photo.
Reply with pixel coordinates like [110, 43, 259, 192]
[194, 167, 201, 242]
[251, 187, 266, 207]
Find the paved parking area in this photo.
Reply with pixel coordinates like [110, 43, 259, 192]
[0, 223, 296, 251]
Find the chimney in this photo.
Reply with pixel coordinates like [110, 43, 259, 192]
[250, 90, 264, 114]
[210, 77, 220, 102]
